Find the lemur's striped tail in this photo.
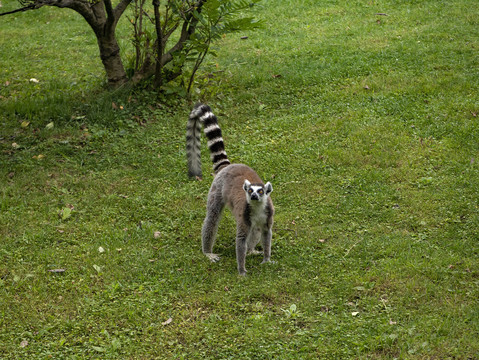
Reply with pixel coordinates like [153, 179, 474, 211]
[186, 103, 231, 178]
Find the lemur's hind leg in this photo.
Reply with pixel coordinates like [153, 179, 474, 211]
[201, 185, 224, 262]
[235, 225, 249, 276]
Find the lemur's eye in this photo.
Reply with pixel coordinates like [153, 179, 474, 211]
[248, 189, 253, 194]
[258, 189, 264, 195]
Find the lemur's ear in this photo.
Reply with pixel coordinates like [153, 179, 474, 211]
[265, 182, 273, 195]
[243, 180, 251, 192]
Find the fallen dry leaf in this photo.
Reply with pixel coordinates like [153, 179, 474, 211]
[162, 318, 173, 326]
[48, 269, 66, 273]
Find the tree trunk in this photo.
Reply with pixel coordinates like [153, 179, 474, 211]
[97, 32, 128, 88]
[21, 0, 132, 89]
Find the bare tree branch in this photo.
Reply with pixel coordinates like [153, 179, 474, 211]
[153, 0, 163, 87]
[114, 0, 133, 19]
[102, 0, 116, 34]
[0, 5, 35, 16]
[164, 0, 206, 62]
[34, 0, 85, 9]
[103, 0, 114, 18]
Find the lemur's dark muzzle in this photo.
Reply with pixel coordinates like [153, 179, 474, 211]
[251, 194, 259, 201]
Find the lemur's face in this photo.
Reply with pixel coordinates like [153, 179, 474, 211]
[243, 180, 273, 203]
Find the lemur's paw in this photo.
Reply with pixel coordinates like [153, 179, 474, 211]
[205, 253, 220, 263]
[261, 258, 275, 265]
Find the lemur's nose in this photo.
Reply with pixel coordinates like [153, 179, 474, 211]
[251, 194, 259, 200]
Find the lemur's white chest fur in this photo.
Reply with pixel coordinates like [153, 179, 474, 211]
[247, 197, 269, 227]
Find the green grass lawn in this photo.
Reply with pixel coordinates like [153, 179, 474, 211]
[1, 0, 478, 358]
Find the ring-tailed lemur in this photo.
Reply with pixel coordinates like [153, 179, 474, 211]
[186, 103, 274, 275]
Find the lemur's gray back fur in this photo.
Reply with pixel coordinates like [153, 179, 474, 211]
[186, 103, 231, 178]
